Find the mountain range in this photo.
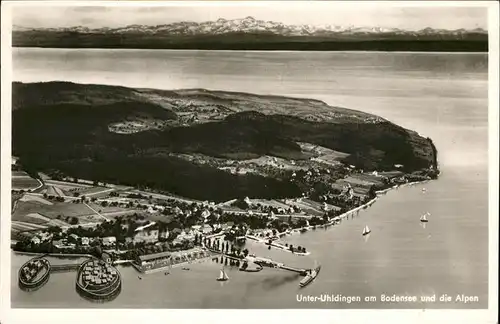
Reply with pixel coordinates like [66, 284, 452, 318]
[13, 16, 487, 38]
[12, 16, 488, 51]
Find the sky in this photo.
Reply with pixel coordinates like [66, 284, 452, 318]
[12, 3, 488, 31]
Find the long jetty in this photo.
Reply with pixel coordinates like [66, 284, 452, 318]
[50, 264, 81, 273]
[206, 246, 310, 276]
[278, 264, 308, 275]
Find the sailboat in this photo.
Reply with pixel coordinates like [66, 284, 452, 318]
[216, 267, 229, 282]
[420, 212, 429, 223]
[362, 225, 371, 236]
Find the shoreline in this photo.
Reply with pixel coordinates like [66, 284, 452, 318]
[264, 177, 434, 245]
[11, 176, 437, 261]
[13, 47, 488, 54]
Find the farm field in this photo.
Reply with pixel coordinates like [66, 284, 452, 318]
[243, 155, 307, 171]
[250, 199, 291, 210]
[12, 177, 41, 190]
[12, 221, 48, 231]
[78, 187, 115, 197]
[341, 176, 377, 188]
[12, 171, 30, 177]
[349, 173, 386, 186]
[44, 179, 92, 191]
[12, 199, 132, 224]
[298, 142, 350, 158]
[19, 194, 53, 205]
[42, 185, 66, 197]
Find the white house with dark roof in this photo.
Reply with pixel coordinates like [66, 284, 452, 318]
[102, 236, 116, 246]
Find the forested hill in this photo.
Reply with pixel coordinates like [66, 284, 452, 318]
[12, 81, 438, 202]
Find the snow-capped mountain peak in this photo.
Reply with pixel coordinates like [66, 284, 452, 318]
[14, 17, 488, 38]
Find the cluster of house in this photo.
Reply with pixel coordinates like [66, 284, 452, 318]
[125, 222, 215, 247]
[81, 260, 118, 288]
[20, 258, 49, 282]
[30, 231, 53, 245]
[51, 234, 106, 249]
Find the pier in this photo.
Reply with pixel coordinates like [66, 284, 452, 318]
[248, 256, 309, 275]
[206, 248, 310, 276]
[50, 264, 81, 273]
[278, 264, 309, 275]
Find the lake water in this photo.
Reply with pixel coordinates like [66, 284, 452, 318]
[11, 49, 489, 308]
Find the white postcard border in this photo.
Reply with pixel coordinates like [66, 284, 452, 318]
[1, 2, 498, 324]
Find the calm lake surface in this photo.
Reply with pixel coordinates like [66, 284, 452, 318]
[11, 49, 489, 308]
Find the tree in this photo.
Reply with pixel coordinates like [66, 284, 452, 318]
[368, 186, 377, 199]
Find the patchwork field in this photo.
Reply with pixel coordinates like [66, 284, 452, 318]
[243, 155, 308, 170]
[298, 142, 350, 158]
[378, 171, 405, 179]
[12, 171, 30, 177]
[44, 179, 92, 191]
[42, 185, 66, 197]
[350, 173, 386, 186]
[250, 199, 291, 210]
[12, 221, 48, 231]
[77, 187, 114, 197]
[19, 194, 53, 205]
[341, 177, 376, 188]
[12, 176, 41, 190]
[40, 180, 120, 199]
[12, 199, 132, 226]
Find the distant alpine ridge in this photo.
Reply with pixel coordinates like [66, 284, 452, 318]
[12, 16, 488, 51]
[13, 16, 488, 38]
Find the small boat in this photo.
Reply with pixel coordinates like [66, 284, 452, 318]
[299, 265, 321, 287]
[217, 267, 229, 281]
[138, 276, 142, 280]
[362, 225, 371, 236]
[182, 267, 190, 271]
[420, 212, 429, 223]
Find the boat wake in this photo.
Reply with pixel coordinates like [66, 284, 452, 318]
[261, 273, 301, 290]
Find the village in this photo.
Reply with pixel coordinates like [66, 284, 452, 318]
[11, 151, 436, 274]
